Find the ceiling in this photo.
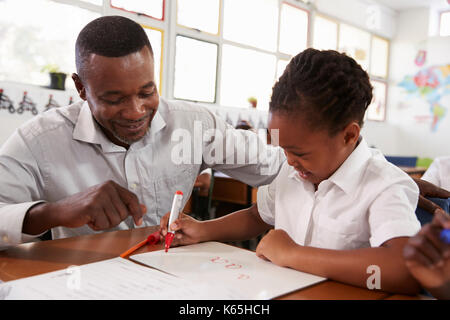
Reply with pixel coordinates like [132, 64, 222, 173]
[372, 0, 449, 11]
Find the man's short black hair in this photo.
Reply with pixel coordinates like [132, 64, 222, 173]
[75, 15, 153, 80]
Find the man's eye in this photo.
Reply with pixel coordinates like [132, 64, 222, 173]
[140, 91, 155, 98]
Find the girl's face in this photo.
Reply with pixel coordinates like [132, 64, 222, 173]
[268, 111, 360, 188]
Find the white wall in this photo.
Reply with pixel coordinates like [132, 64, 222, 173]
[363, 8, 450, 158]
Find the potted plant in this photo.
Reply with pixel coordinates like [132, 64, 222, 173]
[247, 96, 257, 108]
[41, 64, 67, 90]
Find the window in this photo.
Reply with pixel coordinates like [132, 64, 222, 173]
[339, 23, 371, 71]
[177, 0, 220, 34]
[0, 0, 100, 89]
[367, 80, 386, 121]
[143, 27, 163, 94]
[220, 45, 276, 110]
[370, 36, 389, 79]
[223, 0, 279, 52]
[110, 0, 165, 21]
[312, 15, 338, 50]
[278, 3, 309, 56]
[173, 36, 218, 103]
[277, 59, 290, 80]
[440, 11, 450, 37]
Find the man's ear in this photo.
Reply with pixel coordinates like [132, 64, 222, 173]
[343, 121, 361, 146]
[72, 73, 87, 101]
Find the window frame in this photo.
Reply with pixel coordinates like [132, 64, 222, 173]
[3, 0, 393, 118]
[439, 10, 450, 37]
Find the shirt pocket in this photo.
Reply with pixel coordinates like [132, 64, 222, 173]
[314, 214, 366, 250]
[153, 164, 195, 219]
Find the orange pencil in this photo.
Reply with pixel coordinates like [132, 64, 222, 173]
[119, 231, 160, 258]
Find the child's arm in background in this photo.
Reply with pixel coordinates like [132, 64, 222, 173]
[403, 209, 450, 299]
[159, 204, 272, 246]
[256, 231, 421, 295]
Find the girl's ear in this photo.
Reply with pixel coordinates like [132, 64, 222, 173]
[343, 121, 361, 145]
[72, 73, 87, 101]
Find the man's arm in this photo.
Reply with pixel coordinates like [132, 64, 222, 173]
[0, 131, 146, 249]
[202, 111, 285, 187]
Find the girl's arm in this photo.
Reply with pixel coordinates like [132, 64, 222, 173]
[256, 230, 421, 295]
[160, 204, 272, 246]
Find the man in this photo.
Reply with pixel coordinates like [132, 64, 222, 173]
[0, 16, 284, 250]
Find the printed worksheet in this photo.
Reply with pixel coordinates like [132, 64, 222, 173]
[130, 241, 326, 299]
[0, 257, 243, 300]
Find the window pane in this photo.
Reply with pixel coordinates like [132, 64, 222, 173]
[440, 11, 450, 37]
[371, 36, 389, 78]
[279, 3, 308, 56]
[174, 36, 218, 103]
[338, 23, 371, 71]
[277, 59, 289, 80]
[223, 0, 278, 51]
[0, 0, 100, 88]
[366, 80, 386, 121]
[177, 0, 220, 34]
[111, 0, 164, 20]
[143, 27, 163, 94]
[313, 15, 338, 50]
[220, 45, 276, 110]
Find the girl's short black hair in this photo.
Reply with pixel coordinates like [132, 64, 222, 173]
[75, 15, 153, 80]
[270, 48, 373, 136]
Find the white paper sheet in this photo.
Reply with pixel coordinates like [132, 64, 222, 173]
[130, 241, 326, 299]
[0, 257, 244, 300]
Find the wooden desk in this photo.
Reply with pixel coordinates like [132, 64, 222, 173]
[399, 166, 427, 179]
[0, 227, 425, 300]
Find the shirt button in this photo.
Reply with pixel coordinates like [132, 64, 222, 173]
[130, 183, 137, 190]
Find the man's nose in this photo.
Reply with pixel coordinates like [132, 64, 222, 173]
[122, 97, 146, 120]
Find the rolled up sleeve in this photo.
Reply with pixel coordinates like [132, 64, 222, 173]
[256, 180, 277, 226]
[0, 130, 46, 250]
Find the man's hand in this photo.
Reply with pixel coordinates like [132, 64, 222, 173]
[413, 178, 450, 214]
[403, 209, 450, 298]
[23, 180, 146, 234]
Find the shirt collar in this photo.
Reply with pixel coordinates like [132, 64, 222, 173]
[72, 100, 166, 153]
[327, 137, 372, 194]
[288, 137, 372, 194]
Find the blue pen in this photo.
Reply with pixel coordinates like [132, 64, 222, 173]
[440, 229, 450, 244]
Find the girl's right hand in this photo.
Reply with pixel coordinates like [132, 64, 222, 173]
[159, 211, 208, 247]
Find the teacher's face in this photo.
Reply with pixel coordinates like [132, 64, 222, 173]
[73, 46, 159, 148]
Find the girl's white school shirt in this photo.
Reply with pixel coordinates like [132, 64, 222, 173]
[257, 138, 421, 250]
[421, 156, 450, 191]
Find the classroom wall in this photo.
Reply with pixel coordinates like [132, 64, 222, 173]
[362, 7, 450, 158]
[0, 80, 269, 146]
[314, 0, 397, 39]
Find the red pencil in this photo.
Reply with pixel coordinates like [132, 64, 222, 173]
[119, 231, 160, 258]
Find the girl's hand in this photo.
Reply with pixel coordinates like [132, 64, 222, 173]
[256, 229, 298, 267]
[159, 211, 208, 247]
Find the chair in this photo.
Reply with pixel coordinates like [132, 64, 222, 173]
[192, 170, 215, 221]
[416, 157, 433, 169]
[415, 197, 450, 226]
[385, 156, 418, 167]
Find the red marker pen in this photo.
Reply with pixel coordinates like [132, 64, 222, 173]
[165, 190, 183, 252]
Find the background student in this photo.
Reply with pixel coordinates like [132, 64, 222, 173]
[404, 209, 450, 299]
[160, 48, 422, 295]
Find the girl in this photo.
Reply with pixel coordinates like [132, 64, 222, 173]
[161, 49, 422, 295]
